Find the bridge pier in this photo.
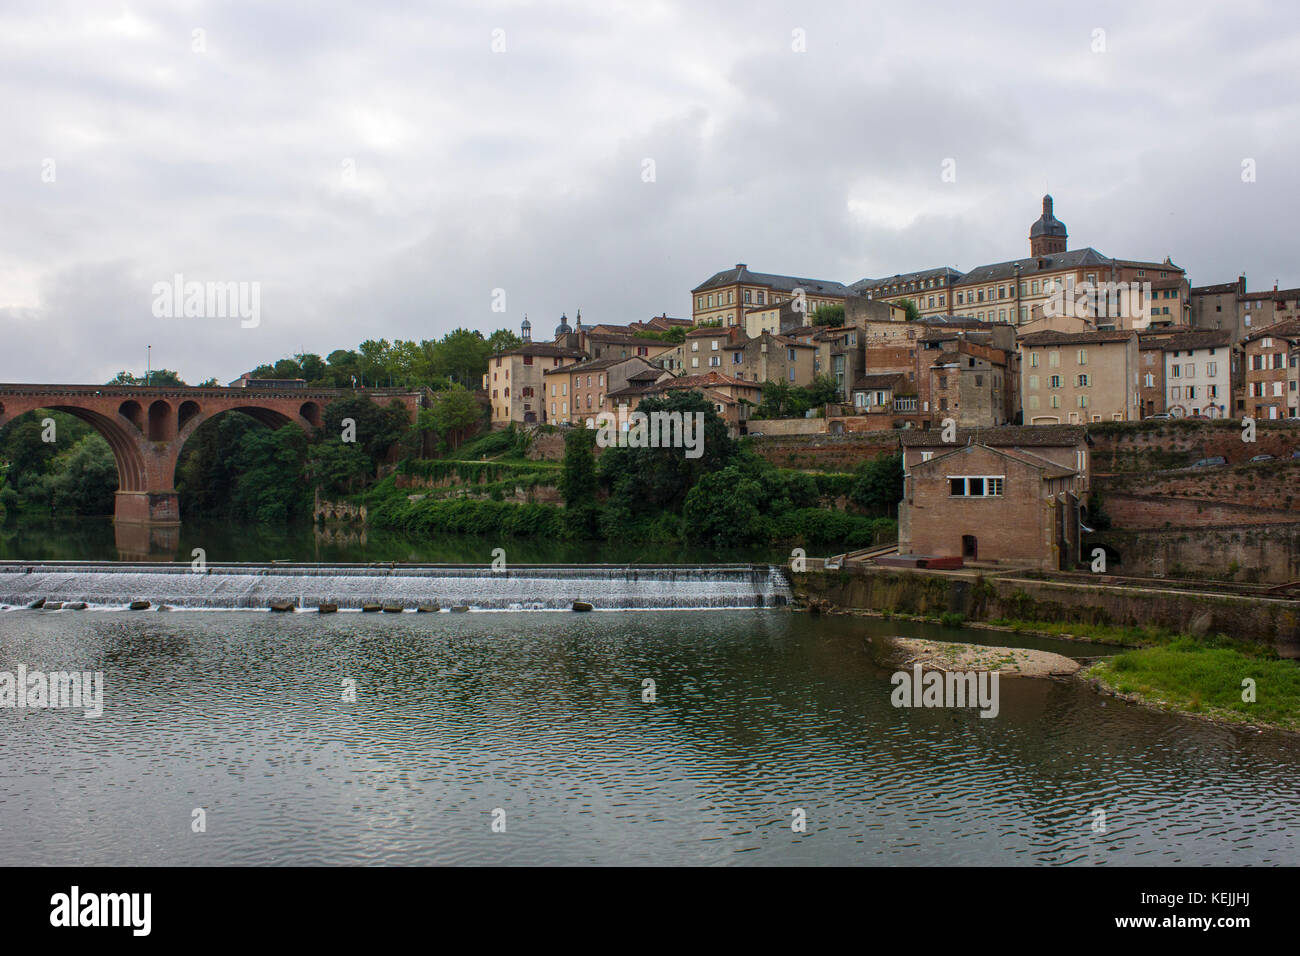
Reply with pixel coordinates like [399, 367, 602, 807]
[115, 490, 181, 525]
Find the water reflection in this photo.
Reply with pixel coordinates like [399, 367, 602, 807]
[0, 516, 786, 565]
[1, 609, 1297, 866]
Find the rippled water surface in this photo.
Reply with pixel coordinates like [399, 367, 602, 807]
[2, 608, 1298, 865]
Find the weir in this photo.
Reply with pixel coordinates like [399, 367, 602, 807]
[0, 562, 793, 611]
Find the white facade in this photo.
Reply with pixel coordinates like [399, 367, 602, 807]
[1164, 344, 1231, 418]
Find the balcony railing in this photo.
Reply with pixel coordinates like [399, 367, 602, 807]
[893, 398, 918, 412]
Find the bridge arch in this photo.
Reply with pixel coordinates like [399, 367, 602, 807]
[0, 385, 420, 526]
[0, 402, 149, 493]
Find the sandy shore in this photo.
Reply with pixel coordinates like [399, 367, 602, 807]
[869, 635, 1081, 677]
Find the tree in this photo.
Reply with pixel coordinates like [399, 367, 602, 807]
[559, 428, 598, 506]
[806, 374, 843, 408]
[230, 426, 311, 523]
[896, 298, 921, 322]
[418, 384, 481, 453]
[486, 329, 523, 354]
[597, 391, 735, 515]
[850, 452, 903, 517]
[321, 395, 412, 474]
[435, 328, 492, 386]
[811, 304, 846, 327]
[106, 369, 187, 386]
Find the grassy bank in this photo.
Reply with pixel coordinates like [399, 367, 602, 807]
[1087, 637, 1300, 732]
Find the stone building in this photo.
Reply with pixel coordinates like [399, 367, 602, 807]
[1018, 329, 1140, 424]
[690, 264, 848, 329]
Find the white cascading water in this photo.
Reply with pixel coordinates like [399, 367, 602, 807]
[0, 563, 794, 611]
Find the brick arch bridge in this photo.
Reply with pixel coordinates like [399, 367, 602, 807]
[0, 384, 422, 525]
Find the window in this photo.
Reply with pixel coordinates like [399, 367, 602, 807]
[1049, 375, 1062, 388]
[1029, 374, 1039, 390]
[1030, 352, 1039, 368]
[921, 451, 934, 462]
[1207, 362, 1217, 377]
[1077, 349, 1088, 365]
[1144, 373, 1154, 388]
[1049, 351, 1060, 368]
[787, 348, 797, 361]
[948, 476, 1004, 497]
[711, 340, 719, 351]
[1077, 374, 1090, 387]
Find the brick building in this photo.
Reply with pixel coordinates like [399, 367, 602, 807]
[1241, 320, 1300, 420]
[897, 427, 1090, 571]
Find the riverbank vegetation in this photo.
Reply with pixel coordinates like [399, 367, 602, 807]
[363, 392, 898, 549]
[1088, 637, 1300, 732]
[0, 336, 900, 551]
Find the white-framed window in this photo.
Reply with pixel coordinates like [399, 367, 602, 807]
[948, 476, 1004, 497]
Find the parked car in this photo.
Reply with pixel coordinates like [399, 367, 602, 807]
[1249, 454, 1276, 463]
[747, 431, 764, 437]
[1191, 456, 1227, 468]
[1143, 413, 1171, 420]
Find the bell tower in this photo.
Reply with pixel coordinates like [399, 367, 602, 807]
[1029, 195, 1068, 256]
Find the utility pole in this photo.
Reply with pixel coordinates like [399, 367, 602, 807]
[146, 345, 152, 386]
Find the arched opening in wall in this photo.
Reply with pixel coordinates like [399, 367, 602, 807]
[178, 400, 201, 432]
[299, 401, 322, 428]
[828, 420, 845, 435]
[119, 400, 145, 433]
[0, 406, 146, 517]
[148, 400, 172, 441]
[172, 406, 301, 521]
[1088, 542, 1122, 570]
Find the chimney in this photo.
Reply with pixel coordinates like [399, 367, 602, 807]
[735, 263, 747, 271]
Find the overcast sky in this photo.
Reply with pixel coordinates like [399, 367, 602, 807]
[2, 0, 1297, 385]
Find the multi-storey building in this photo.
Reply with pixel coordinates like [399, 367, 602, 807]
[926, 340, 1012, 428]
[852, 197, 1188, 331]
[1190, 276, 1300, 342]
[1241, 320, 1300, 420]
[1160, 330, 1233, 419]
[1136, 333, 1171, 418]
[483, 338, 585, 426]
[849, 267, 965, 318]
[541, 356, 667, 425]
[1018, 329, 1139, 424]
[723, 331, 817, 387]
[689, 264, 849, 329]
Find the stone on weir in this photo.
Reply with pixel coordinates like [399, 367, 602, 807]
[27, 599, 45, 609]
[362, 603, 383, 612]
[382, 605, 404, 613]
[417, 604, 439, 613]
[318, 603, 338, 614]
[43, 601, 63, 611]
[572, 601, 594, 612]
[269, 601, 295, 612]
[450, 605, 470, 613]
[129, 600, 150, 611]
[65, 602, 88, 610]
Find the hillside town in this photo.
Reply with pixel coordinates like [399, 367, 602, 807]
[479, 195, 1300, 574]
[485, 196, 1300, 436]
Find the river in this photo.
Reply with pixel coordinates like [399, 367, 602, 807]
[3, 602, 1298, 865]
